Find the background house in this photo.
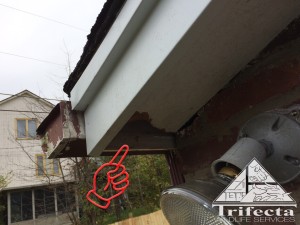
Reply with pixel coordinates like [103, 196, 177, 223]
[0, 90, 77, 225]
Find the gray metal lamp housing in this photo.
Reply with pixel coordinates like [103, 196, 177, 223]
[160, 109, 300, 225]
[212, 110, 300, 183]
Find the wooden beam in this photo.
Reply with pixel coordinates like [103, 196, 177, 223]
[105, 119, 176, 154]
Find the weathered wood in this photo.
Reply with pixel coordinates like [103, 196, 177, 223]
[109, 210, 169, 225]
[105, 119, 176, 153]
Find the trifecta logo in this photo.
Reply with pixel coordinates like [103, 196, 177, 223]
[212, 158, 297, 223]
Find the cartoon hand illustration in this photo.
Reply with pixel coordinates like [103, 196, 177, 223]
[86, 145, 130, 209]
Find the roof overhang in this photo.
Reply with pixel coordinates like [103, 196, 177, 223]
[36, 101, 87, 158]
[37, 102, 175, 158]
[68, 0, 300, 156]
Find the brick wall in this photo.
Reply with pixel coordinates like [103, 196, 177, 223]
[176, 27, 300, 224]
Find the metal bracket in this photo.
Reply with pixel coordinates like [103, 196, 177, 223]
[239, 109, 300, 183]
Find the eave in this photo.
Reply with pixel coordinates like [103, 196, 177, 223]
[66, 0, 300, 156]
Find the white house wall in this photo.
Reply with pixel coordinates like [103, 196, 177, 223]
[0, 94, 73, 190]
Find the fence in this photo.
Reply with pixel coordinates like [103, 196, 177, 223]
[109, 210, 169, 225]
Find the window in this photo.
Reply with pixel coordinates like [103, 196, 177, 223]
[36, 155, 60, 176]
[53, 159, 60, 174]
[16, 118, 37, 139]
[34, 189, 55, 218]
[11, 191, 33, 223]
[56, 186, 76, 213]
[37, 155, 44, 176]
[9, 187, 76, 222]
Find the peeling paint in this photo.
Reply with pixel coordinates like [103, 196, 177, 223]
[37, 101, 87, 158]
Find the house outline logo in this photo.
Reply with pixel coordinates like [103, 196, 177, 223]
[212, 158, 297, 223]
[213, 158, 296, 207]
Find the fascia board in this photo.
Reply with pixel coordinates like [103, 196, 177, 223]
[81, 0, 212, 155]
[70, 0, 159, 110]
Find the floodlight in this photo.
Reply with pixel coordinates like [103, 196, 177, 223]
[161, 178, 233, 225]
[161, 110, 300, 225]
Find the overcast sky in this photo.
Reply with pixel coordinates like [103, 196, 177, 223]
[0, 0, 105, 103]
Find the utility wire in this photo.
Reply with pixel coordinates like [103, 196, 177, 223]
[0, 145, 41, 150]
[0, 92, 64, 102]
[0, 51, 65, 67]
[0, 109, 50, 113]
[0, 3, 88, 32]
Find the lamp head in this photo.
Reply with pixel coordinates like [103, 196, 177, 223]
[160, 179, 234, 225]
[161, 108, 300, 225]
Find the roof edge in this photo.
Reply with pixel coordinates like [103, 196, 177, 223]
[63, 0, 126, 97]
[0, 90, 54, 107]
[36, 101, 67, 135]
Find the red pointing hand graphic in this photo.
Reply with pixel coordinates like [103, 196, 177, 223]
[86, 145, 130, 209]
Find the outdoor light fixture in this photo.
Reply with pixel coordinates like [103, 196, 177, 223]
[160, 178, 233, 225]
[160, 109, 300, 225]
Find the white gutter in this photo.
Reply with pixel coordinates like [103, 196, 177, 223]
[70, 0, 160, 110]
[71, 0, 212, 155]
